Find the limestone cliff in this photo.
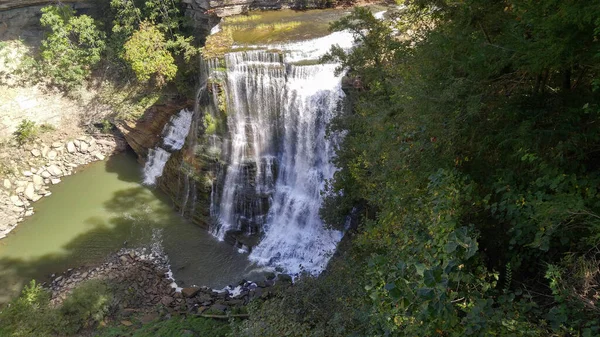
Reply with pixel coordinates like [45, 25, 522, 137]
[0, 1, 96, 41]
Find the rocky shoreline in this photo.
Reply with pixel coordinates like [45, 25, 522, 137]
[0, 133, 127, 239]
[46, 248, 286, 320]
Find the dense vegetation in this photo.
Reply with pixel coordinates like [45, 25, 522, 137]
[11, 0, 200, 120]
[232, 1, 600, 336]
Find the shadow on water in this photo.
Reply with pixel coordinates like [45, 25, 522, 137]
[0, 189, 167, 304]
[0, 152, 262, 305]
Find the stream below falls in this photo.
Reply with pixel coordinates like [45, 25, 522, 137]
[0, 152, 264, 304]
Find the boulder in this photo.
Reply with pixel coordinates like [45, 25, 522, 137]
[51, 142, 62, 148]
[22, 170, 33, 177]
[48, 165, 63, 176]
[47, 150, 57, 160]
[79, 142, 89, 152]
[24, 183, 36, 201]
[66, 141, 76, 153]
[41, 145, 50, 158]
[32, 175, 43, 186]
[3, 179, 11, 189]
[31, 149, 41, 157]
[160, 295, 174, 306]
[51, 178, 60, 185]
[208, 303, 228, 313]
[93, 152, 105, 160]
[41, 171, 51, 178]
[10, 195, 23, 206]
[181, 287, 201, 298]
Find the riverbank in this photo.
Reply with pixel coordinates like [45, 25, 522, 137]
[47, 248, 282, 315]
[0, 133, 126, 239]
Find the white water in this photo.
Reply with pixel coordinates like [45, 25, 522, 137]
[210, 33, 348, 273]
[143, 109, 193, 185]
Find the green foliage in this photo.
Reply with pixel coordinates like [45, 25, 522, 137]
[232, 252, 371, 337]
[0, 279, 116, 336]
[109, 0, 199, 90]
[0, 280, 55, 337]
[124, 21, 177, 87]
[14, 120, 38, 144]
[39, 5, 106, 90]
[59, 280, 116, 334]
[98, 315, 230, 337]
[309, 1, 600, 335]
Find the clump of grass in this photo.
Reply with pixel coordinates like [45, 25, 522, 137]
[255, 21, 302, 31]
[223, 14, 261, 24]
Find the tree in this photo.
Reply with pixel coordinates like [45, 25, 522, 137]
[39, 5, 106, 89]
[123, 21, 177, 87]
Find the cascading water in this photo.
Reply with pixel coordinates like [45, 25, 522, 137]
[143, 109, 193, 185]
[207, 30, 354, 274]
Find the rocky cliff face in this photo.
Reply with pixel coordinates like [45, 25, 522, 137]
[116, 100, 213, 229]
[184, 0, 327, 19]
[0, 1, 96, 41]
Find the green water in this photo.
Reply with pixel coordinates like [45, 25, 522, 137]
[0, 152, 260, 304]
[223, 6, 388, 45]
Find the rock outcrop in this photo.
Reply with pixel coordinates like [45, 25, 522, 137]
[116, 100, 212, 229]
[0, 1, 96, 41]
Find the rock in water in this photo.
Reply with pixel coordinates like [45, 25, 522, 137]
[181, 287, 201, 298]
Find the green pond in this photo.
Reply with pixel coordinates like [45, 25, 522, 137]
[0, 152, 261, 304]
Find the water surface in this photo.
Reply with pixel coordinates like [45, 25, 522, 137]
[0, 152, 260, 304]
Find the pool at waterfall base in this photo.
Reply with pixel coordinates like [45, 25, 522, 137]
[0, 152, 265, 304]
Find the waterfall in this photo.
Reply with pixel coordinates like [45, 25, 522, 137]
[143, 109, 193, 185]
[209, 41, 349, 273]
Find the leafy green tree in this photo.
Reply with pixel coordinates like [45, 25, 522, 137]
[39, 5, 106, 89]
[123, 21, 177, 87]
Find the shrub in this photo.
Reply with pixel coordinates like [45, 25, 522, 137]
[0, 280, 56, 337]
[14, 119, 38, 144]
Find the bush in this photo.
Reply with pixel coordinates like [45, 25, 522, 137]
[14, 120, 38, 144]
[0, 280, 56, 337]
[0, 279, 116, 336]
[58, 280, 116, 334]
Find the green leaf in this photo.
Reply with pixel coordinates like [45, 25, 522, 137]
[423, 270, 436, 287]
